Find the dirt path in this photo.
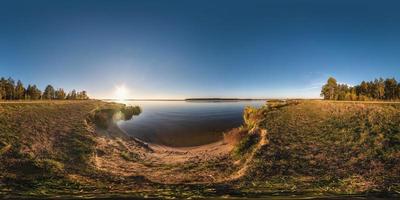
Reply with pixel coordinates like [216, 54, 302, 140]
[224, 128, 268, 181]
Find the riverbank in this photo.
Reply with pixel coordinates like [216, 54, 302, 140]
[0, 100, 399, 199]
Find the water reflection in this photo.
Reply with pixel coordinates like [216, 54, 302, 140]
[116, 100, 265, 147]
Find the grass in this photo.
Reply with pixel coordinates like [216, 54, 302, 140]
[240, 100, 400, 194]
[232, 133, 260, 159]
[0, 100, 132, 197]
[1, 99, 399, 199]
[120, 151, 140, 161]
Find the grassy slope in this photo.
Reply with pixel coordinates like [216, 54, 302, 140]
[240, 101, 400, 195]
[0, 100, 126, 197]
[1, 100, 399, 199]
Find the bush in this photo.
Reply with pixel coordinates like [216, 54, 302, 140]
[243, 107, 263, 130]
[36, 159, 65, 174]
[93, 109, 117, 129]
[233, 133, 260, 159]
[223, 127, 248, 145]
[121, 106, 141, 120]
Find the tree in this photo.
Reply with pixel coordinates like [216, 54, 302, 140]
[0, 77, 6, 100]
[14, 80, 25, 100]
[43, 85, 55, 100]
[359, 81, 369, 97]
[76, 90, 89, 100]
[397, 83, 400, 100]
[322, 77, 399, 101]
[337, 84, 349, 100]
[0, 77, 90, 101]
[344, 88, 357, 101]
[67, 89, 77, 100]
[384, 78, 397, 100]
[4, 77, 15, 100]
[55, 88, 66, 100]
[26, 84, 42, 100]
[81, 91, 89, 100]
[321, 77, 338, 100]
[373, 78, 385, 100]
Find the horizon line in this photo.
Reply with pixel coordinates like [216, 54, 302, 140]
[100, 97, 323, 101]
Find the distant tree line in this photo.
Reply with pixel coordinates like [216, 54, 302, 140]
[0, 77, 89, 100]
[321, 77, 400, 101]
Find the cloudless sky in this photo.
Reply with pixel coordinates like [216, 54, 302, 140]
[1, 0, 399, 99]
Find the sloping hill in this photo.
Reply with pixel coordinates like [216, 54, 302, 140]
[238, 101, 400, 194]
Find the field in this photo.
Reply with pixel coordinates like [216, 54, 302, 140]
[0, 100, 399, 199]
[241, 100, 400, 194]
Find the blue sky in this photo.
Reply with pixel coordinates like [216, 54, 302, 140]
[1, 0, 399, 99]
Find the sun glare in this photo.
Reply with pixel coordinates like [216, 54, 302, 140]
[115, 85, 128, 100]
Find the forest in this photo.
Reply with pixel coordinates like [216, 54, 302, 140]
[321, 77, 400, 101]
[0, 77, 89, 100]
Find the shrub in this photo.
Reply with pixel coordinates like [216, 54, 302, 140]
[93, 109, 117, 129]
[232, 133, 260, 159]
[223, 127, 248, 145]
[120, 151, 140, 161]
[36, 159, 65, 174]
[121, 106, 141, 120]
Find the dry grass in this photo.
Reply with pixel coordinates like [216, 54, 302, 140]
[0, 100, 128, 196]
[241, 100, 400, 194]
[1, 99, 399, 198]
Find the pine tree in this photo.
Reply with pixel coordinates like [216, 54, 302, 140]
[67, 89, 77, 100]
[27, 84, 42, 100]
[0, 77, 6, 100]
[384, 78, 397, 100]
[55, 88, 66, 100]
[43, 85, 56, 100]
[4, 77, 15, 100]
[14, 80, 25, 100]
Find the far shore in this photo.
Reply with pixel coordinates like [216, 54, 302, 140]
[3, 98, 400, 104]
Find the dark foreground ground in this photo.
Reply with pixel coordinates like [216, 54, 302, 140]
[0, 100, 399, 199]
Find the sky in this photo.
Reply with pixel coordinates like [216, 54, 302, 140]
[1, 0, 400, 99]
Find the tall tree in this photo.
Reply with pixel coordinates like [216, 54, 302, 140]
[359, 81, 369, 97]
[0, 77, 6, 100]
[55, 88, 66, 100]
[323, 77, 399, 101]
[81, 91, 89, 100]
[397, 83, 400, 99]
[337, 84, 349, 100]
[26, 84, 42, 100]
[76, 90, 89, 100]
[67, 89, 77, 100]
[4, 77, 15, 100]
[43, 85, 55, 100]
[373, 78, 385, 100]
[14, 80, 25, 100]
[321, 77, 338, 100]
[384, 78, 397, 100]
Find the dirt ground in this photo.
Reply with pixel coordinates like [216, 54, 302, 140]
[94, 129, 236, 184]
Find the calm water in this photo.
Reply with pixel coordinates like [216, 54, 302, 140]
[115, 100, 265, 147]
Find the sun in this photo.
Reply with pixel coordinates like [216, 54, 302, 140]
[115, 85, 128, 100]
